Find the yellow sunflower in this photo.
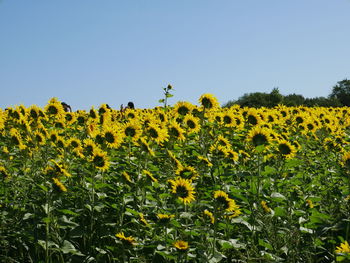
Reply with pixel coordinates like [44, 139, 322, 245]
[247, 126, 272, 147]
[102, 126, 123, 148]
[115, 232, 137, 246]
[199, 93, 219, 109]
[169, 177, 196, 204]
[142, 169, 158, 183]
[44, 98, 65, 117]
[91, 148, 110, 171]
[52, 177, 67, 192]
[276, 139, 297, 159]
[168, 121, 186, 141]
[173, 101, 194, 116]
[147, 123, 169, 145]
[261, 201, 271, 213]
[183, 114, 201, 133]
[204, 209, 215, 224]
[341, 152, 350, 169]
[175, 165, 199, 180]
[335, 241, 350, 254]
[213, 190, 240, 214]
[173, 240, 189, 251]
[157, 213, 175, 223]
[122, 121, 142, 142]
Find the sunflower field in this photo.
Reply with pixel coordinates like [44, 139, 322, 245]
[1, 94, 350, 263]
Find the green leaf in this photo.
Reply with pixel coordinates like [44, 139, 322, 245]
[58, 209, 79, 216]
[259, 239, 273, 250]
[274, 207, 287, 217]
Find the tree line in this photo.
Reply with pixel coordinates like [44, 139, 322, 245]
[223, 79, 350, 108]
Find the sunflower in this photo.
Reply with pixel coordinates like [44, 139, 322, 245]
[168, 121, 186, 141]
[261, 201, 271, 213]
[27, 105, 41, 120]
[216, 135, 231, 148]
[64, 112, 77, 125]
[175, 165, 199, 180]
[9, 128, 26, 150]
[226, 148, 239, 162]
[147, 123, 169, 144]
[89, 107, 99, 120]
[197, 155, 213, 167]
[204, 209, 215, 224]
[276, 139, 296, 159]
[44, 98, 65, 117]
[335, 241, 350, 254]
[157, 213, 175, 223]
[183, 114, 201, 133]
[140, 137, 155, 157]
[122, 121, 142, 142]
[247, 126, 271, 147]
[83, 138, 98, 157]
[122, 171, 132, 183]
[341, 152, 350, 169]
[142, 169, 158, 183]
[173, 101, 194, 116]
[173, 240, 189, 251]
[222, 110, 236, 127]
[213, 190, 240, 214]
[102, 127, 123, 148]
[66, 137, 83, 151]
[139, 213, 149, 226]
[33, 131, 46, 146]
[0, 166, 9, 179]
[91, 148, 110, 171]
[245, 109, 262, 126]
[199, 93, 219, 109]
[169, 177, 196, 204]
[115, 232, 137, 246]
[52, 177, 67, 192]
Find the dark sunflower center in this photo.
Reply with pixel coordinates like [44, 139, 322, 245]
[125, 127, 136, 137]
[178, 106, 189, 115]
[48, 105, 58, 115]
[30, 110, 38, 119]
[176, 185, 189, 198]
[307, 124, 314, 131]
[70, 141, 79, 148]
[216, 196, 230, 209]
[187, 120, 195, 129]
[170, 127, 180, 137]
[279, 143, 291, 155]
[11, 135, 20, 145]
[149, 128, 159, 138]
[252, 133, 268, 146]
[105, 132, 115, 143]
[223, 116, 232, 124]
[93, 155, 105, 167]
[65, 114, 73, 121]
[247, 115, 258, 125]
[201, 97, 213, 108]
[295, 117, 304, 124]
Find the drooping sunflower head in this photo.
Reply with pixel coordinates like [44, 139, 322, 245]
[168, 121, 186, 141]
[115, 232, 137, 246]
[157, 213, 175, 223]
[169, 177, 196, 204]
[34, 131, 46, 146]
[204, 209, 215, 224]
[175, 165, 199, 180]
[199, 93, 219, 109]
[52, 177, 67, 192]
[247, 126, 272, 147]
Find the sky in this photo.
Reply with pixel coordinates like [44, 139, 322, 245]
[1, 1, 350, 110]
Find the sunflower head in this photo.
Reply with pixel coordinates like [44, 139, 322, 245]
[248, 126, 271, 147]
[199, 93, 219, 109]
[92, 148, 110, 171]
[342, 152, 350, 169]
[173, 101, 194, 116]
[277, 139, 296, 159]
[169, 177, 196, 204]
[173, 240, 189, 251]
[116, 232, 137, 246]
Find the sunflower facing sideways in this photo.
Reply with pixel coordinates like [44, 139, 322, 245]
[276, 139, 297, 159]
[168, 177, 196, 204]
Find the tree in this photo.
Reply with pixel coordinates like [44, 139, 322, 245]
[329, 79, 350, 106]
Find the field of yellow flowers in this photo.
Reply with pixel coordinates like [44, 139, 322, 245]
[1, 94, 350, 262]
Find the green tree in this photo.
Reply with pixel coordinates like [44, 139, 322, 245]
[329, 79, 350, 106]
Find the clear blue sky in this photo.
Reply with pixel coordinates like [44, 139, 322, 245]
[1, 1, 350, 110]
